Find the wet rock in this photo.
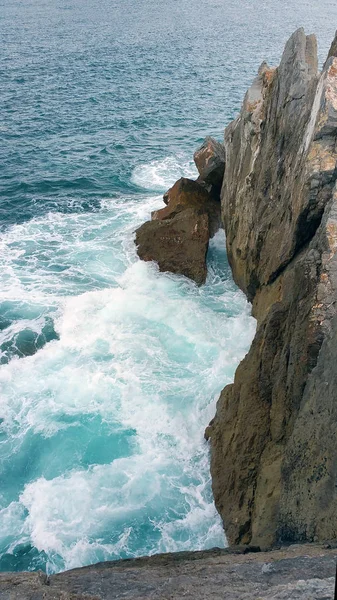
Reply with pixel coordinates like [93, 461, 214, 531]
[207, 29, 337, 548]
[163, 188, 170, 205]
[194, 136, 225, 188]
[135, 207, 210, 285]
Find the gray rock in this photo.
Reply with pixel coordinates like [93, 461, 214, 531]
[207, 30, 337, 548]
[0, 545, 336, 600]
[324, 29, 337, 67]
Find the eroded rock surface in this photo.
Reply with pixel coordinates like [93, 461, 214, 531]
[194, 136, 226, 188]
[1, 545, 336, 600]
[152, 177, 221, 236]
[207, 28, 337, 548]
[135, 207, 210, 285]
[135, 174, 222, 285]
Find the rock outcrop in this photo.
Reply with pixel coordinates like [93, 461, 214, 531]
[194, 136, 226, 189]
[135, 139, 224, 285]
[1, 544, 336, 599]
[151, 177, 221, 236]
[135, 207, 210, 285]
[206, 28, 337, 548]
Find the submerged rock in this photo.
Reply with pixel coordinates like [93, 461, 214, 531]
[207, 28, 337, 548]
[0, 317, 59, 364]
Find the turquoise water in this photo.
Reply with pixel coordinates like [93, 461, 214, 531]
[1, 0, 336, 575]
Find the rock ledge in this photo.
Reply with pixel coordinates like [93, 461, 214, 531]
[1, 544, 336, 599]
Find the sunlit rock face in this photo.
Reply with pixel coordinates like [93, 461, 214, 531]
[207, 29, 337, 547]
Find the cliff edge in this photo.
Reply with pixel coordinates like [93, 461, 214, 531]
[1, 544, 336, 599]
[206, 28, 337, 548]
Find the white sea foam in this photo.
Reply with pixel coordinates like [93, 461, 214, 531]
[131, 154, 198, 191]
[0, 163, 256, 573]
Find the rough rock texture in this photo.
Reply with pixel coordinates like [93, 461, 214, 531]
[152, 177, 221, 236]
[135, 177, 222, 285]
[207, 28, 337, 548]
[135, 207, 210, 285]
[194, 136, 226, 187]
[1, 545, 336, 599]
[135, 134, 226, 285]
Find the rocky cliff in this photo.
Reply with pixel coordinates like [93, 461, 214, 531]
[206, 28, 337, 548]
[4, 27, 337, 600]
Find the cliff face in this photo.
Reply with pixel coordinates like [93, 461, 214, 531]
[207, 29, 337, 547]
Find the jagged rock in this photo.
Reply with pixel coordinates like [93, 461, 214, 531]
[135, 208, 209, 285]
[207, 29, 337, 548]
[1, 544, 336, 599]
[221, 29, 320, 298]
[135, 177, 222, 284]
[152, 177, 221, 236]
[324, 29, 337, 66]
[194, 137, 226, 188]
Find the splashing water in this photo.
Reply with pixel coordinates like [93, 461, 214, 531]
[0, 154, 255, 573]
[2, 0, 334, 575]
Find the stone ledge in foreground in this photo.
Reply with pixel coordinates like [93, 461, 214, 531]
[1, 543, 336, 599]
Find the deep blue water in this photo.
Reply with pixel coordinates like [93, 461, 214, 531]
[1, 0, 336, 574]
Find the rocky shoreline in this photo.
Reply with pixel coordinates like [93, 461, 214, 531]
[3, 27, 337, 599]
[207, 28, 337, 549]
[137, 27, 337, 551]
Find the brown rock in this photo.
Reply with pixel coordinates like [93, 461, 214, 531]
[135, 176, 223, 285]
[207, 29, 337, 549]
[135, 208, 210, 285]
[152, 177, 221, 237]
[163, 189, 170, 205]
[194, 137, 226, 187]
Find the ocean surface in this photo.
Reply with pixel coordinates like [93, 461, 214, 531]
[1, 0, 336, 575]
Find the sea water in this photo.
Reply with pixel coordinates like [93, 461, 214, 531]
[0, 0, 336, 574]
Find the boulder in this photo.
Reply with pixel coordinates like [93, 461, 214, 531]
[135, 208, 209, 285]
[193, 137, 225, 187]
[152, 177, 221, 237]
[135, 175, 222, 284]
